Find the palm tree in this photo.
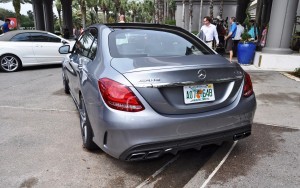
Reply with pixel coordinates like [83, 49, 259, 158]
[182, 0, 186, 29]
[78, 0, 87, 28]
[188, 0, 193, 32]
[55, 0, 62, 33]
[163, 0, 167, 21]
[209, 0, 214, 18]
[128, 1, 140, 22]
[86, 0, 99, 24]
[219, 0, 224, 18]
[198, 0, 203, 31]
[168, 0, 176, 20]
[143, 0, 155, 23]
[0, 0, 22, 29]
[99, 0, 109, 23]
[12, 0, 21, 29]
[119, 0, 127, 15]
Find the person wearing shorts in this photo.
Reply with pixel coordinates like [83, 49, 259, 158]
[225, 17, 237, 63]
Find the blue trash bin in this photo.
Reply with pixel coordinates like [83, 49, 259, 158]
[237, 42, 256, 65]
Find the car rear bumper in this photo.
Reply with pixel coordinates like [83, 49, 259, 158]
[119, 125, 251, 161]
[89, 92, 256, 160]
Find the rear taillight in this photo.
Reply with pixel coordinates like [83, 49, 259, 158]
[98, 78, 145, 112]
[243, 72, 254, 97]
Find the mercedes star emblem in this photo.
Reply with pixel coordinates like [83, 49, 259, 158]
[197, 69, 206, 80]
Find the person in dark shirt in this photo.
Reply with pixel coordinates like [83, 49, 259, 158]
[1, 19, 11, 33]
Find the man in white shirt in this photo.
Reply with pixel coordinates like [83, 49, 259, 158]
[200, 16, 219, 49]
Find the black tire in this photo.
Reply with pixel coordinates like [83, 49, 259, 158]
[79, 96, 98, 150]
[62, 72, 70, 94]
[0, 54, 21, 72]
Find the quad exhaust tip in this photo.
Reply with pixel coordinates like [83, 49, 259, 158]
[127, 150, 162, 161]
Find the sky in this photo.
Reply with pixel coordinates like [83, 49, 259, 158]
[0, 2, 58, 16]
[0, 2, 33, 15]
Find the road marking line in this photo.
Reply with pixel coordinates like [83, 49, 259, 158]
[200, 141, 238, 188]
[136, 154, 180, 188]
[0, 105, 77, 113]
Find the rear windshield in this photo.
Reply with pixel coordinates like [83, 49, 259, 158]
[108, 29, 212, 58]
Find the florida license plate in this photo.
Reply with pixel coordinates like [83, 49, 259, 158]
[183, 84, 215, 104]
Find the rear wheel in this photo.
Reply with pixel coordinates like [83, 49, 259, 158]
[79, 95, 98, 150]
[0, 54, 21, 72]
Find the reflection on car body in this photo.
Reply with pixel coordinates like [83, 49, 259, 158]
[59, 23, 256, 161]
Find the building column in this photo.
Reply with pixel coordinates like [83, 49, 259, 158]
[61, 0, 73, 38]
[43, 0, 54, 33]
[262, 0, 299, 54]
[32, 0, 45, 30]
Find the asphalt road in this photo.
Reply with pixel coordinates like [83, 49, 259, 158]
[0, 66, 299, 188]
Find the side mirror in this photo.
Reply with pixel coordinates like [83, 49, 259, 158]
[59, 45, 71, 54]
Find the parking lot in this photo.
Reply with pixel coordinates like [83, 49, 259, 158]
[0, 66, 299, 188]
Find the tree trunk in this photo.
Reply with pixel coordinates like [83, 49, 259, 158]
[188, 0, 193, 32]
[13, 0, 21, 29]
[182, 0, 185, 29]
[80, 0, 87, 28]
[94, 6, 99, 22]
[198, 0, 203, 32]
[209, 0, 213, 18]
[57, 10, 62, 33]
[219, 0, 224, 18]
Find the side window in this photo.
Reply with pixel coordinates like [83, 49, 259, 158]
[89, 28, 98, 60]
[10, 33, 31, 41]
[29, 33, 49, 42]
[45, 33, 61, 42]
[74, 28, 98, 60]
[89, 38, 97, 60]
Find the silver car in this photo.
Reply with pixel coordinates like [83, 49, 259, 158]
[59, 23, 256, 161]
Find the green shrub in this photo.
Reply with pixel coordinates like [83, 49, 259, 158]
[293, 68, 300, 77]
[164, 19, 176, 25]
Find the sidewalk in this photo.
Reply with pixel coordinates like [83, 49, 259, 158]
[223, 55, 300, 72]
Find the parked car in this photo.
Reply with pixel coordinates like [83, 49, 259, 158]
[59, 23, 256, 161]
[0, 30, 73, 72]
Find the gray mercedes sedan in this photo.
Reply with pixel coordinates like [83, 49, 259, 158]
[59, 23, 256, 161]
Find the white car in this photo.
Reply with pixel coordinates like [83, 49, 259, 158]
[0, 30, 74, 72]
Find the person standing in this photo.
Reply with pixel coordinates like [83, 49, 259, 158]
[248, 20, 259, 41]
[232, 22, 244, 57]
[119, 14, 125, 23]
[200, 16, 219, 49]
[225, 17, 237, 63]
[216, 16, 227, 48]
[1, 19, 11, 33]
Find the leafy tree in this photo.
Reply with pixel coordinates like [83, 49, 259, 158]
[0, 8, 15, 19]
[77, 0, 87, 28]
[55, 0, 62, 33]
[86, 0, 99, 24]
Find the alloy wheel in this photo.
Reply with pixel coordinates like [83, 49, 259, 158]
[0, 55, 19, 72]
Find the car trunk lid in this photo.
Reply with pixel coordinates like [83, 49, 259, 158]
[111, 55, 244, 115]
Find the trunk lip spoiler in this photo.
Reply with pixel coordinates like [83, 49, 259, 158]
[134, 76, 243, 88]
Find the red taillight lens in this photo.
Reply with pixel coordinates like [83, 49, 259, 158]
[98, 78, 145, 112]
[243, 72, 254, 97]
